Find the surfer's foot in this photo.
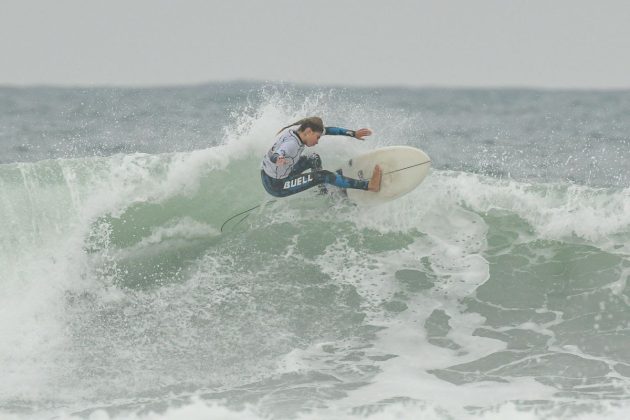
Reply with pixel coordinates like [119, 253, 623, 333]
[368, 165, 382, 192]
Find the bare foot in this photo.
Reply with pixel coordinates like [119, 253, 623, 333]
[368, 165, 382, 192]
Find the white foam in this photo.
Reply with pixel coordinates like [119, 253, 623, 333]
[0, 93, 309, 403]
[298, 179, 538, 417]
[14, 397, 630, 420]
[427, 170, 630, 253]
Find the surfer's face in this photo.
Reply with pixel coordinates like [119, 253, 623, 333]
[301, 128, 322, 147]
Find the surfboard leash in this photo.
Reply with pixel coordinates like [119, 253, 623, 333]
[220, 200, 276, 233]
[383, 160, 432, 176]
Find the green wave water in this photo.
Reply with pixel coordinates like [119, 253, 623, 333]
[1, 85, 630, 419]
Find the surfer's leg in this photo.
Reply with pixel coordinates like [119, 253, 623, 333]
[318, 170, 369, 190]
[261, 168, 356, 197]
[261, 170, 324, 197]
[288, 154, 327, 194]
[261, 171, 288, 197]
[282, 167, 373, 193]
[261, 166, 374, 198]
[333, 165, 382, 192]
[287, 154, 322, 176]
[307, 154, 328, 194]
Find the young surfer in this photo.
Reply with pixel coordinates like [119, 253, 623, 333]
[261, 117, 382, 197]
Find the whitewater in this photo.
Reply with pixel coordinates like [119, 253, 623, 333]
[1, 84, 629, 419]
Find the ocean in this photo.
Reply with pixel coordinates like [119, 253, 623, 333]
[1, 83, 629, 419]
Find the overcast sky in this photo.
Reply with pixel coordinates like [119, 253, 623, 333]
[2, 0, 630, 88]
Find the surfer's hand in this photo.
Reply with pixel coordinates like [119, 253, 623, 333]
[276, 156, 287, 165]
[354, 128, 372, 140]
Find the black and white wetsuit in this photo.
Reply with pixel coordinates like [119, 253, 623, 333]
[260, 126, 369, 198]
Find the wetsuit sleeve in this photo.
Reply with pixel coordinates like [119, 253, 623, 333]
[324, 127, 356, 137]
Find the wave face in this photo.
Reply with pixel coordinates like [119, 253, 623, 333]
[1, 84, 630, 419]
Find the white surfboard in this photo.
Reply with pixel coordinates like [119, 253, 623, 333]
[338, 146, 431, 206]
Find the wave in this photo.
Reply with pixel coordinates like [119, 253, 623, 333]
[2, 92, 630, 417]
[7, 397, 630, 420]
[3, 148, 627, 292]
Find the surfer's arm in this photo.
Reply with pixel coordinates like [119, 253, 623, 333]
[271, 140, 299, 165]
[270, 150, 290, 166]
[324, 127, 372, 140]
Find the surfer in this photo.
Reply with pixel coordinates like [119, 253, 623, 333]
[261, 117, 381, 197]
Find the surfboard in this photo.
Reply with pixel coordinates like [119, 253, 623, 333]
[337, 146, 431, 206]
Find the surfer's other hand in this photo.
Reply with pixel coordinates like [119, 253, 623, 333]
[354, 128, 372, 140]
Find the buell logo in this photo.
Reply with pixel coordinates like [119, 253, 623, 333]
[283, 174, 314, 189]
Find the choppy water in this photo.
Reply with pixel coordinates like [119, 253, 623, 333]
[1, 84, 630, 419]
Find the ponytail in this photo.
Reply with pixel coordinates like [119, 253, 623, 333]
[277, 117, 324, 134]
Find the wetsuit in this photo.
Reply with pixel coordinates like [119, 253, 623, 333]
[260, 126, 369, 198]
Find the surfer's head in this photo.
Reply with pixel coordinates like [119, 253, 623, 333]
[278, 117, 324, 146]
[298, 127, 322, 146]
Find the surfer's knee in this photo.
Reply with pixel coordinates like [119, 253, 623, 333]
[308, 153, 322, 170]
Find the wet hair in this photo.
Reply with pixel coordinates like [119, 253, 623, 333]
[277, 117, 324, 134]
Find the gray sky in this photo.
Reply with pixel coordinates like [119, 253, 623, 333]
[2, 0, 630, 88]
